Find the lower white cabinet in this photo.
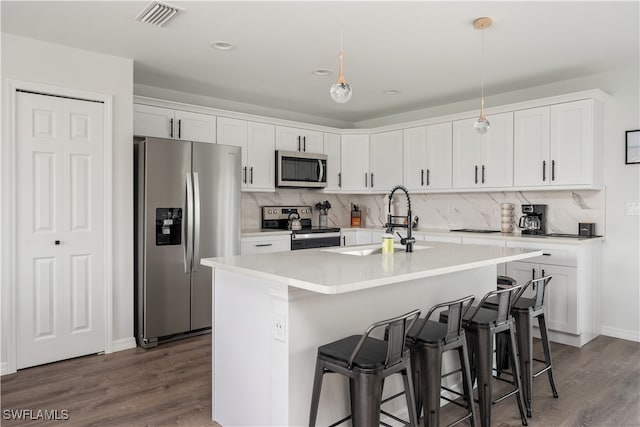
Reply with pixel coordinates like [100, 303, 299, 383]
[241, 235, 291, 255]
[507, 261, 577, 335]
[505, 239, 601, 347]
[340, 231, 357, 247]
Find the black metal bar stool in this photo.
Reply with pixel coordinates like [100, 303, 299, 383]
[308, 309, 421, 427]
[483, 275, 559, 417]
[441, 286, 528, 427]
[406, 295, 478, 427]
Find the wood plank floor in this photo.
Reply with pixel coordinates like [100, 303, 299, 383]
[1, 334, 638, 426]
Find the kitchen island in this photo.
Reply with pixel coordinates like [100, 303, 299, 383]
[201, 241, 542, 427]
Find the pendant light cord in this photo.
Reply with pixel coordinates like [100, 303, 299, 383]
[480, 24, 485, 116]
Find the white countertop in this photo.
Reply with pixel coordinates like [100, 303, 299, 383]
[339, 226, 604, 245]
[202, 241, 543, 294]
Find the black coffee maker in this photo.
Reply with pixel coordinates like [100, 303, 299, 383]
[518, 204, 546, 235]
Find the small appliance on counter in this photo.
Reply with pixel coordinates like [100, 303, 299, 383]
[262, 206, 341, 250]
[518, 204, 546, 235]
[500, 203, 514, 233]
[579, 222, 596, 237]
[350, 204, 361, 227]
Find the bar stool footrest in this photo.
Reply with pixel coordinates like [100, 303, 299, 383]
[327, 415, 351, 427]
[493, 388, 519, 405]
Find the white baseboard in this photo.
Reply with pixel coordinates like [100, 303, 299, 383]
[600, 326, 640, 343]
[112, 337, 137, 352]
[1, 361, 16, 376]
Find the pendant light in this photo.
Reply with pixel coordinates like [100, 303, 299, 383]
[330, 16, 352, 103]
[473, 17, 492, 134]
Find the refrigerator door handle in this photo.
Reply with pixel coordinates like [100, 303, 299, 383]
[192, 172, 201, 272]
[185, 172, 194, 273]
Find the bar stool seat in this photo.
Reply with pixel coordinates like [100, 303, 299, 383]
[483, 276, 559, 417]
[407, 295, 477, 427]
[309, 309, 421, 427]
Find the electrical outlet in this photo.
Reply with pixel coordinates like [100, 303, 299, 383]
[626, 202, 640, 216]
[273, 311, 286, 342]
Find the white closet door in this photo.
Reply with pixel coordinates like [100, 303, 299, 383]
[16, 92, 105, 369]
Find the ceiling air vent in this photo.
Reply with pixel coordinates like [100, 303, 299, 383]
[135, 1, 184, 27]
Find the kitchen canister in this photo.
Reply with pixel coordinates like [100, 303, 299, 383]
[500, 203, 514, 233]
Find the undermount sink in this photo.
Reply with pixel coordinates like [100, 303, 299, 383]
[323, 244, 430, 256]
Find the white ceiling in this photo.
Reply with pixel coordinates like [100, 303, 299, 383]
[2, 1, 638, 124]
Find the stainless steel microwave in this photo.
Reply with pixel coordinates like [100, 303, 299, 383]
[276, 150, 327, 188]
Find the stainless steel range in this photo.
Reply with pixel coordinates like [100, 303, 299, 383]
[261, 206, 341, 250]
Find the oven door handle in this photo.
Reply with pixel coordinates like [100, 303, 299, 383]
[291, 232, 341, 240]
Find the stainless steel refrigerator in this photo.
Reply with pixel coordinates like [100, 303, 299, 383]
[134, 137, 241, 348]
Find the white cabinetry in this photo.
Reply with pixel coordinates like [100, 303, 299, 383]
[241, 234, 291, 255]
[275, 126, 323, 153]
[134, 104, 216, 143]
[340, 134, 371, 192]
[452, 112, 513, 189]
[403, 123, 453, 191]
[370, 130, 403, 191]
[217, 117, 275, 191]
[514, 99, 601, 187]
[505, 239, 601, 347]
[323, 132, 342, 192]
[340, 231, 357, 247]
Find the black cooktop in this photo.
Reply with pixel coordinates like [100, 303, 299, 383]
[450, 229, 502, 233]
[291, 226, 341, 234]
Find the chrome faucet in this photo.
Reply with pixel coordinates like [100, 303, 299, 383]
[385, 185, 416, 252]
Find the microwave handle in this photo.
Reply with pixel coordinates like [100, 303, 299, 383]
[318, 159, 324, 182]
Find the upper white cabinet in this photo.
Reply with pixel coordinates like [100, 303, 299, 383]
[275, 126, 323, 153]
[217, 117, 275, 191]
[403, 123, 452, 191]
[514, 99, 600, 187]
[134, 104, 216, 143]
[370, 130, 403, 191]
[452, 112, 514, 189]
[323, 132, 342, 192]
[340, 134, 370, 192]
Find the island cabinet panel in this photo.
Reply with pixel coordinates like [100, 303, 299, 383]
[134, 104, 217, 143]
[340, 134, 370, 192]
[369, 130, 403, 192]
[211, 264, 499, 427]
[452, 112, 514, 189]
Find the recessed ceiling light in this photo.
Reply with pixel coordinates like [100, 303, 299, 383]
[313, 69, 332, 76]
[384, 90, 401, 95]
[211, 41, 234, 51]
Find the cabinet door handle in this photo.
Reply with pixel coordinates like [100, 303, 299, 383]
[255, 243, 273, 247]
[481, 165, 485, 184]
[365, 173, 368, 187]
[342, 236, 346, 246]
[475, 165, 478, 184]
[54, 240, 61, 245]
[370, 173, 374, 188]
[243, 166, 247, 184]
[542, 253, 551, 256]
[532, 268, 536, 279]
[250, 166, 254, 184]
[178, 119, 182, 139]
[338, 172, 342, 188]
[542, 160, 547, 181]
[551, 160, 556, 181]
[297, 136, 301, 151]
[303, 136, 306, 152]
[427, 169, 430, 186]
[542, 269, 545, 277]
[421, 169, 424, 186]
[169, 118, 174, 138]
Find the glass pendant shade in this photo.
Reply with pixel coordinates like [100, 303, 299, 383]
[331, 50, 352, 103]
[474, 115, 491, 134]
[330, 82, 352, 103]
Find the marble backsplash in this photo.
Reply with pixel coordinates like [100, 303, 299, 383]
[242, 189, 606, 236]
